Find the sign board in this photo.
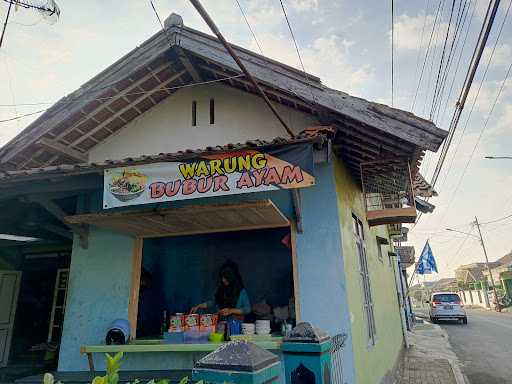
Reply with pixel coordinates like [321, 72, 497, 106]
[103, 144, 315, 209]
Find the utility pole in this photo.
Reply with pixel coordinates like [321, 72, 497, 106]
[474, 216, 501, 312]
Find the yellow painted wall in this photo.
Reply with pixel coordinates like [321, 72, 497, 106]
[333, 158, 404, 384]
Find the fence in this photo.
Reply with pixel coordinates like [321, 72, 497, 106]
[330, 333, 348, 384]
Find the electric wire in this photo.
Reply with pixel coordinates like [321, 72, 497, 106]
[428, 0, 496, 187]
[436, 0, 511, 200]
[438, 0, 477, 125]
[431, 0, 470, 122]
[429, 0, 457, 120]
[411, 0, 445, 112]
[234, 0, 263, 55]
[0, 74, 245, 123]
[391, 0, 394, 106]
[417, 0, 502, 209]
[438, 34, 512, 224]
[411, 0, 433, 93]
[279, 0, 307, 76]
[149, 0, 165, 30]
[438, 0, 510, 190]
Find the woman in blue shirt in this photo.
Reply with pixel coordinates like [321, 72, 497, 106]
[191, 260, 251, 319]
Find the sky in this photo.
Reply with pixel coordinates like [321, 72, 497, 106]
[1, 0, 512, 280]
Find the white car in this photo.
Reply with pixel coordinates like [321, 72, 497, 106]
[428, 292, 467, 324]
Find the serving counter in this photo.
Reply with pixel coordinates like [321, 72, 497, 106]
[80, 337, 283, 375]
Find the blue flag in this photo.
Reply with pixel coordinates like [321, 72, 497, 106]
[417, 241, 438, 274]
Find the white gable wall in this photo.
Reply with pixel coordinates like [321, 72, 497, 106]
[88, 83, 319, 162]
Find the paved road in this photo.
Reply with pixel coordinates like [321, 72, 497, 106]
[439, 309, 512, 384]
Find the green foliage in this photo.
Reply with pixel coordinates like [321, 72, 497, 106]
[42, 352, 195, 384]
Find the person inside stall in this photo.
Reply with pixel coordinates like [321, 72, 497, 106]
[137, 268, 163, 337]
[191, 260, 251, 320]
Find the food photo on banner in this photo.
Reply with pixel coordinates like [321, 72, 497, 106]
[103, 144, 315, 209]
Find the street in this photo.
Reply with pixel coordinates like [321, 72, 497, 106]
[439, 309, 512, 384]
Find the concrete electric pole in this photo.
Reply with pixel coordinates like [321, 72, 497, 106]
[474, 216, 501, 312]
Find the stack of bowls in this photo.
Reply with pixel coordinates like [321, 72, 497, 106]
[242, 323, 255, 335]
[255, 320, 271, 335]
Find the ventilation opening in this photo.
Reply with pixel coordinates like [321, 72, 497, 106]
[192, 100, 197, 126]
[209, 98, 215, 125]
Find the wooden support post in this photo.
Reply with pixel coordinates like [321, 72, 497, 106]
[290, 223, 301, 322]
[128, 237, 143, 340]
[87, 352, 95, 379]
[291, 189, 303, 233]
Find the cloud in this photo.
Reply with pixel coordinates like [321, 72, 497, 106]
[250, 33, 373, 95]
[393, 13, 449, 52]
[482, 43, 512, 67]
[289, 0, 319, 12]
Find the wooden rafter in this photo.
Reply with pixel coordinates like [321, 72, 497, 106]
[69, 70, 187, 147]
[37, 138, 88, 163]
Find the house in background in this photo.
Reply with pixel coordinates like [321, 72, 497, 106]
[0, 13, 446, 384]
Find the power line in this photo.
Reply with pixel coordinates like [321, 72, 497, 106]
[437, 0, 477, 125]
[429, 0, 457, 120]
[411, 0, 433, 94]
[438, 0, 510, 192]
[431, 0, 470, 122]
[278, 0, 307, 75]
[391, 0, 395, 106]
[148, 0, 165, 30]
[411, 0, 445, 112]
[234, 0, 263, 55]
[436, 0, 511, 207]
[438, 29, 512, 222]
[480, 212, 512, 225]
[428, 0, 502, 190]
[0, 74, 245, 123]
[0, 108, 47, 123]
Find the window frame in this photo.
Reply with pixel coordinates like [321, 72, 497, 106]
[352, 214, 377, 348]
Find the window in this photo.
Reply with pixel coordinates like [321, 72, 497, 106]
[191, 100, 197, 126]
[432, 294, 461, 303]
[352, 214, 376, 347]
[375, 236, 388, 263]
[209, 98, 215, 124]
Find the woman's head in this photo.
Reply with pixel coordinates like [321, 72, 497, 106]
[215, 260, 244, 308]
[220, 262, 241, 287]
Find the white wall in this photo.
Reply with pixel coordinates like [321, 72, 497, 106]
[460, 289, 490, 309]
[89, 83, 318, 162]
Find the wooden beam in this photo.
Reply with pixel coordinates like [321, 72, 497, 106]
[291, 189, 303, 233]
[70, 71, 186, 147]
[27, 197, 89, 248]
[177, 48, 202, 81]
[42, 223, 73, 240]
[54, 63, 181, 143]
[128, 237, 143, 341]
[37, 138, 88, 163]
[290, 222, 301, 322]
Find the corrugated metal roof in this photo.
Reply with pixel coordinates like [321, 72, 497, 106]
[0, 134, 324, 184]
[0, 13, 447, 172]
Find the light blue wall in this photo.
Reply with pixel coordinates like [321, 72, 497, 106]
[58, 228, 136, 371]
[294, 162, 356, 384]
[57, 165, 355, 382]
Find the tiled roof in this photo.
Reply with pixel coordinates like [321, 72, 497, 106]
[0, 134, 326, 184]
[413, 173, 437, 198]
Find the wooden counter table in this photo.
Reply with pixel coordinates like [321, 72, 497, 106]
[80, 338, 283, 376]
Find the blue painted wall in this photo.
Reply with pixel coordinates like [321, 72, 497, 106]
[57, 165, 356, 383]
[294, 162, 356, 384]
[58, 228, 136, 371]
